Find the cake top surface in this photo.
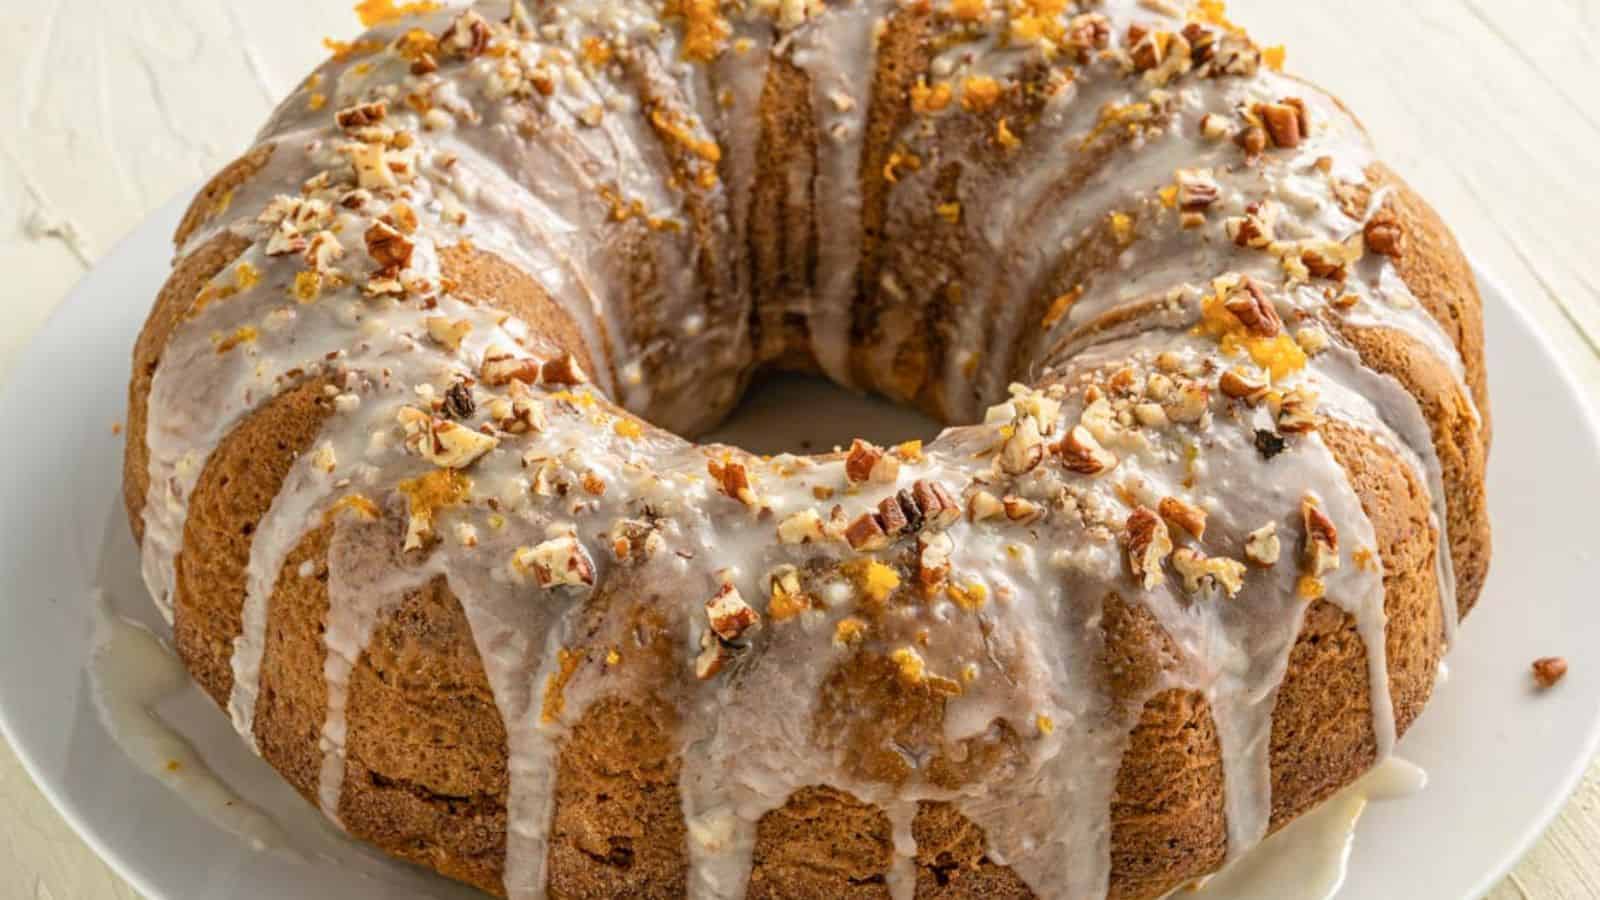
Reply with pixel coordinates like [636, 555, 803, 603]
[132, 1, 1478, 896]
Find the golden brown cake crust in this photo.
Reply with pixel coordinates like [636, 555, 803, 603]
[174, 377, 337, 707]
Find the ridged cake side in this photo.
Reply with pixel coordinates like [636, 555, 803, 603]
[124, 1, 1488, 898]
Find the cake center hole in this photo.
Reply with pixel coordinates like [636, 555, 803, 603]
[701, 373, 942, 457]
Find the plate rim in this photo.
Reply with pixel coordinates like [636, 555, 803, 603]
[2, 188, 1598, 900]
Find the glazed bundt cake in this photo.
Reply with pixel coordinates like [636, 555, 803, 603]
[124, 0, 1490, 896]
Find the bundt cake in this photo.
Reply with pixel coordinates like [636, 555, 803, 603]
[123, 0, 1491, 896]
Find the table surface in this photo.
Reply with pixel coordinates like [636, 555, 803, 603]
[3, 1, 1597, 898]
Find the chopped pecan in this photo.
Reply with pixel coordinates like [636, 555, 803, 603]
[707, 459, 759, 508]
[336, 101, 388, 130]
[1235, 124, 1268, 156]
[1210, 34, 1261, 77]
[1255, 100, 1304, 148]
[1219, 367, 1269, 404]
[1223, 279, 1283, 337]
[1244, 522, 1281, 567]
[1182, 23, 1215, 63]
[1532, 656, 1569, 689]
[777, 508, 826, 544]
[412, 415, 497, 468]
[968, 490, 1005, 522]
[1300, 495, 1340, 576]
[1128, 26, 1166, 71]
[999, 416, 1047, 475]
[910, 480, 962, 531]
[1066, 13, 1111, 59]
[490, 385, 546, 434]
[480, 346, 542, 386]
[425, 316, 472, 352]
[441, 10, 493, 58]
[845, 439, 898, 485]
[1276, 386, 1320, 434]
[540, 352, 587, 386]
[1165, 383, 1211, 425]
[1171, 547, 1247, 597]
[705, 581, 760, 642]
[1176, 168, 1220, 213]
[1158, 496, 1207, 540]
[767, 565, 810, 622]
[1125, 506, 1173, 589]
[695, 633, 735, 680]
[364, 220, 414, 269]
[845, 511, 890, 551]
[1056, 425, 1118, 475]
[512, 536, 594, 590]
[1301, 247, 1348, 281]
[608, 518, 663, 562]
[878, 494, 911, 537]
[1226, 211, 1272, 248]
[1003, 495, 1044, 525]
[916, 531, 954, 592]
[264, 219, 308, 257]
[1364, 216, 1405, 258]
[304, 230, 344, 271]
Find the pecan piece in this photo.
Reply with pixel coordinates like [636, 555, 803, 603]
[1056, 425, 1118, 475]
[1255, 100, 1304, 148]
[776, 508, 825, 544]
[1244, 522, 1281, 567]
[425, 316, 472, 352]
[336, 100, 388, 129]
[707, 459, 759, 508]
[1125, 506, 1173, 590]
[1171, 547, 1247, 597]
[999, 416, 1047, 475]
[910, 480, 962, 531]
[1276, 386, 1320, 434]
[916, 531, 954, 593]
[968, 490, 1005, 522]
[415, 416, 497, 468]
[1300, 495, 1340, 576]
[845, 439, 898, 485]
[1003, 495, 1044, 526]
[1532, 656, 1569, 689]
[845, 511, 891, 551]
[705, 581, 760, 643]
[480, 346, 542, 386]
[1364, 216, 1405, 258]
[440, 10, 493, 58]
[539, 352, 587, 386]
[1158, 496, 1207, 540]
[1219, 367, 1269, 405]
[878, 494, 911, 537]
[364, 220, 414, 270]
[1223, 279, 1283, 337]
[511, 536, 595, 590]
[1176, 168, 1220, 213]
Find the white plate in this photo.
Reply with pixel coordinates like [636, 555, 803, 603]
[2, 190, 1598, 900]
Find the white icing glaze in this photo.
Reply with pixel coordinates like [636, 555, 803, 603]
[1183, 755, 1428, 899]
[133, 1, 1483, 897]
[88, 590, 288, 851]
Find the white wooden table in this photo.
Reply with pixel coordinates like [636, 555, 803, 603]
[2, 1, 1596, 897]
